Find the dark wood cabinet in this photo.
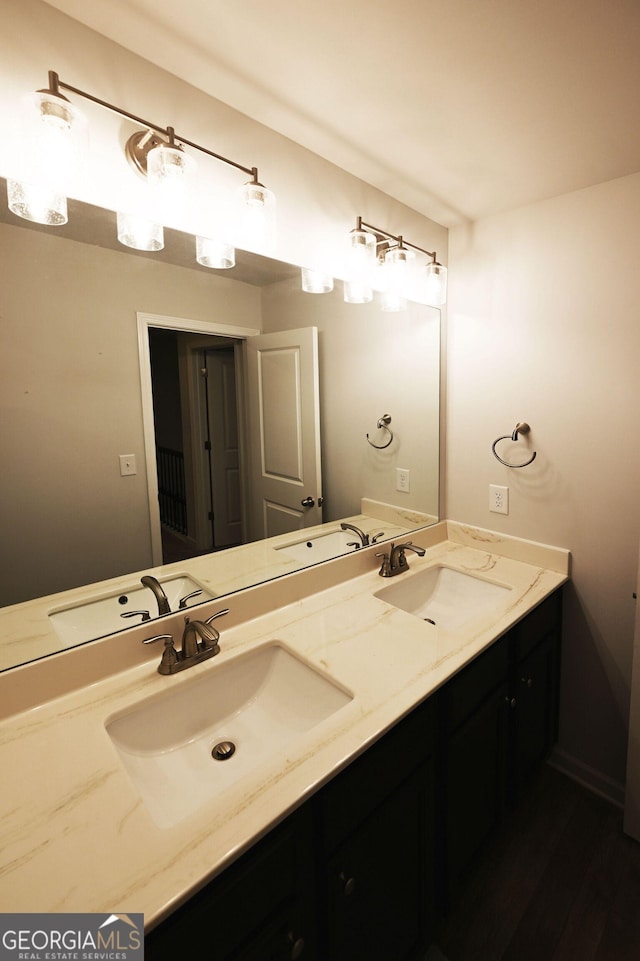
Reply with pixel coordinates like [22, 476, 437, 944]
[145, 804, 317, 961]
[317, 697, 436, 961]
[438, 589, 562, 905]
[146, 589, 562, 959]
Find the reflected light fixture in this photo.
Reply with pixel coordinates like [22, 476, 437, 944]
[301, 267, 334, 294]
[344, 217, 447, 307]
[11, 71, 276, 259]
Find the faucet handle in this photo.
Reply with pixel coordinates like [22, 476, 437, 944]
[178, 590, 203, 609]
[121, 609, 151, 623]
[204, 608, 230, 625]
[142, 632, 174, 645]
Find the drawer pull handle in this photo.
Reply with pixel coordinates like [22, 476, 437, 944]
[504, 696, 517, 709]
[521, 676, 533, 688]
[339, 871, 356, 896]
[287, 932, 305, 960]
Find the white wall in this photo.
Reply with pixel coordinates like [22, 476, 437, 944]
[448, 172, 640, 794]
[0, 222, 260, 604]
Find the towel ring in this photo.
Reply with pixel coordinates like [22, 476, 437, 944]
[492, 422, 537, 468]
[367, 413, 393, 450]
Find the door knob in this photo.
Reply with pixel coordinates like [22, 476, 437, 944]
[300, 496, 315, 507]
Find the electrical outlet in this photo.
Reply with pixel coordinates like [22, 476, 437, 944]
[119, 453, 137, 476]
[489, 484, 509, 514]
[396, 468, 411, 493]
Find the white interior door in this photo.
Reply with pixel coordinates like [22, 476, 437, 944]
[205, 348, 242, 548]
[245, 327, 322, 540]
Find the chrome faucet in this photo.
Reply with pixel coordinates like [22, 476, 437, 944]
[340, 522, 385, 548]
[376, 541, 426, 577]
[141, 575, 171, 616]
[144, 608, 230, 674]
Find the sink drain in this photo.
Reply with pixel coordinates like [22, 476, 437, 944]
[211, 740, 236, 761]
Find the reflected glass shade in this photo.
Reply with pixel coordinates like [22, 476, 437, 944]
[343, 279, 373, 304]
[116, 211, 164, 251]
[424, 262, 448, 305]
[301, 267, 333, 294]
[7, 179, 67, 225]
[196, 236, 235, 269]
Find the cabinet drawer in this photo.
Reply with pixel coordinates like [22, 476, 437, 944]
[318, 696, 435, 853]
[511, 590, 562, 663]
[442, 634, 509, 734]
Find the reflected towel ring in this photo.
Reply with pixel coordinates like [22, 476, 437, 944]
[492, 422, 537, 468]
[367, 413, 394, 449]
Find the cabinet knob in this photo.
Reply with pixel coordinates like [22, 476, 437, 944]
[287, 931, 305, 960]
[504, 696, 517, 708]
[338, 871, 356, 896]
[521, 676, 533, 688]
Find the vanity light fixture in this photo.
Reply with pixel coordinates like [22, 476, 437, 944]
[11, 71, 275, 261]
[344, 217, 447, 307]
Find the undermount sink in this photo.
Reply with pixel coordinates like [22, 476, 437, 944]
[49, 574, 214, 646]
[106, 643, 353, 829]
[276, 529, 362, 563]
[375, 565, 512, 632]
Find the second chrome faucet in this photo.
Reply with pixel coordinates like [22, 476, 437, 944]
[376, 541, 426, 577]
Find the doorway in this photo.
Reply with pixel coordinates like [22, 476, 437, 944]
[148, 328, 244, 564]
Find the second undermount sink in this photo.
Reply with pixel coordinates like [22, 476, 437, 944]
[49, 574, 215, 647]
[106, 643, 353, 829]
[375, 565, 512, 632]
[276, 529, 362, 564]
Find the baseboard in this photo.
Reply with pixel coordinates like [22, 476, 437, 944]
[547, 746, 625, 809]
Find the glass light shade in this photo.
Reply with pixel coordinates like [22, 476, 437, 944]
[147, 142, 194, 218]
[117, 211, 164, 251]
[345, 228, 376, 268]
[26, 90, 86, 191]
[384, 245, 415, 287]
[196, 236, 235, 269]
[424, 262, 448, 305]
[301, 267, 333, 294]
[241, 180, 271, 208]
[238, 182, 276, 252]
[7, 179, 67, 225]
[343, 279, 373, 304]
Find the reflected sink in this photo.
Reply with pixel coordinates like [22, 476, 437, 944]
[49, 574, 214, 646]
[276, 529, 361, 563]
[375, 565, 512, 632]
[106, 643, 353, 828]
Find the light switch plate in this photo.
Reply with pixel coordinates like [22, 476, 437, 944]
[119, 454, 137, 476]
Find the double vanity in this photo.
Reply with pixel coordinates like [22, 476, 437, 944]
[0, 520, 569, 958]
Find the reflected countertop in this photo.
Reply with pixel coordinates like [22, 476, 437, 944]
[0, 521, 569, 927]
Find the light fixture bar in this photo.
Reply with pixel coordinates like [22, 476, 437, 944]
[355, 216, 439, 263]
[48, 70, 261, 182]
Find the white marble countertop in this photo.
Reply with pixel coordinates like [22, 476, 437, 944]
[0, 522, 569, 928]
[0, 503, 429, 673]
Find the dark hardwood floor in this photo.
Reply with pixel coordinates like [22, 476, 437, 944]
[431, 765, 640, 961]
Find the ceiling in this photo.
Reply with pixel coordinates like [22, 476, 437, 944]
[43, 0, 640, 227]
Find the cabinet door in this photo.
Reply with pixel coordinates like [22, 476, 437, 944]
[442, 680, 510, 901]
[145, 806, 316, 961]
[324, 764, 433, 961]
[512, 632, 558, 801]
